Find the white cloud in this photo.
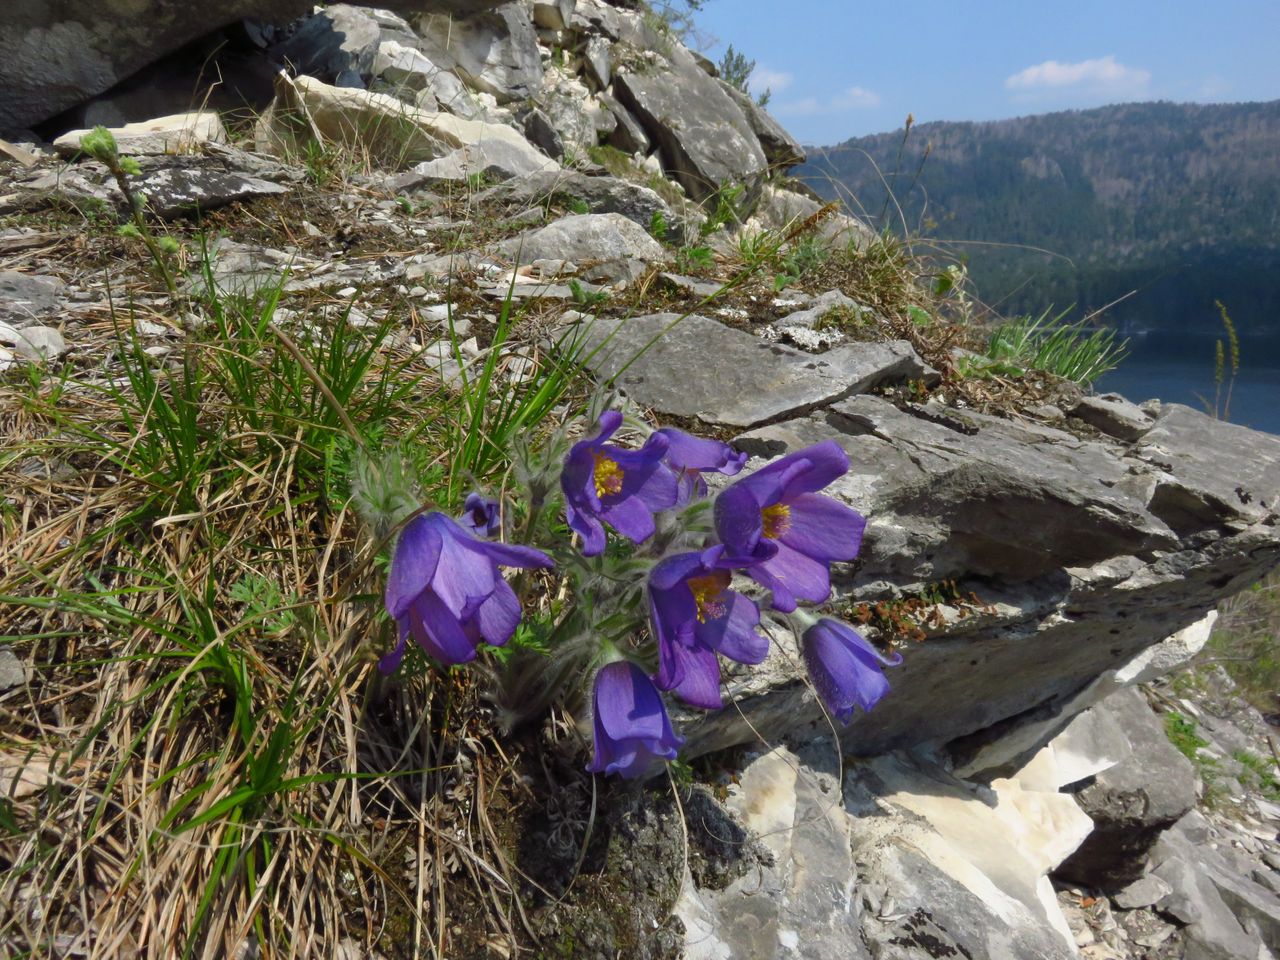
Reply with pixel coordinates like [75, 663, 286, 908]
[831, 86, 881, 109]
[774, 86, 881, 117]
[1005, 55, 1151, 100]
[750, 67, 794, 95]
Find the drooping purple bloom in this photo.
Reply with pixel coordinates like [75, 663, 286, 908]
[648, 545, 768, 709]
[382, 512, 553, 672]
[458, 492, 502, 538]
[655, 427, 748, 503]
[801, 618, 902, 723]
[561, 410, 679, 556]
[586, 660, 684, 779]
[713, 440, 866, 612]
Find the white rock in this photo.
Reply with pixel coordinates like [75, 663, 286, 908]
[54, 111, 227, 157]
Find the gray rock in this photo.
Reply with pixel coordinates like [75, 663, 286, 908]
[53, 112, 227, 158]
[373, 40, 450, 94]
[666, 393, 1279, 763]
[0, 272, 64, 326]
[775, 289, 860, 328]
[1072, 392, 1157, 442]
[0, 647, 27, 693]
[1114, 873, 1174, 910]
[582, 35, 613, 89]
[846, 753, 1083, 960]
[477, 168, 676, 231]
[752, 184, 875, 249]
[614, 46, 766, 202]
[579, 314, 933, 430]
[532, 0, 575, 30]
[718, 80, 806, 169]
[678, 744, 868, 960]
[270, 4, 418, 86]
[600, 92, 650, 155]
[0, 322, 66, 361]
[195, 239, 313, 296]
[130, 151, 291, 218]
[1152, 816, 1280, 960]
[0, 0, 315, 132]
[386, 139, 558, 190]
[413, 2, 544, 102]
[498, 212, 664, 264]
[1056, 687, 1198, 889]
[522, 109, 565, 160]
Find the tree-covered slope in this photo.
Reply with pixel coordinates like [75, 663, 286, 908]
[798, 100, 1280, 333]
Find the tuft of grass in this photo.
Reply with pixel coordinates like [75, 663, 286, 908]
[980, 308, 1129, 386]
[1164, 709, 1209, 762]
[1232, 750, 1280, 801]
[1205, 570, 1280, 715]
[0, 249, 589, 956]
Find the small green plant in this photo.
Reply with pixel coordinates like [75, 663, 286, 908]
[718, 45, 756, 94]
[699, 182, 746, 237]
[1211, 299, 1241, 421]
[1232, 750, 1280, 801]
[568, 279, 610, 308]
[676, 244, 714, 274]
[982, 308, 1129, 386]
[649, 209, 669, 243]
[566, 197, 591, 215]
[79, 126, 180, 296]
[1164, 710, 1209, 762]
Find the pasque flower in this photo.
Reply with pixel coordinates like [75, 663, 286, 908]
[458, 492, 502, 538]
[586, 660, 684, 779]
[655, 427, 748, 503]
[713, 440, 866, 612]
[382, 512, 553, 672]
[648, 546, 769, 709]
[801, 618, 902, 723]
[561, 410, 678, 556]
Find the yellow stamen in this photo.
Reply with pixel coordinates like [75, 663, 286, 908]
[687, 571, 730, 623]
[761, 503, 791, 539]
[592, 452, 625, 499]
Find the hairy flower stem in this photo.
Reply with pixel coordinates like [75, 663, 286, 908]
[106, 165, 179, 298]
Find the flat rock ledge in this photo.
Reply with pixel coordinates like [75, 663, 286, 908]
[582, 313, 1280, 765]
[579, 312, 936, 430]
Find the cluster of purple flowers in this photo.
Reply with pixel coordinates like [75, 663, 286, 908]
[381, 410, 901, 781]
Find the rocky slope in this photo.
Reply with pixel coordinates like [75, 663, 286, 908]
[1, 2, 1279, 958]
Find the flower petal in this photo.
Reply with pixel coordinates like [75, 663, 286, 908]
[385, 514, 442, 619]
[749, 541, 832, 612]
[431, 519, 497, 617]
[657, 428, 747, 476]
[696, 592, 768, 665]
[380, 622, 410, 675]
[713, 483, 766, 557]
[473, 538, 555, 571]
[662, 642, 723, 710]
[779, 493, 866, 563]
[566, 499, 607, 556]
[802, 620, 894, 722]
[408, 591, 479, 665]
[473, 577, 521, 647]
[601, 494, 657, 544]
[777, 441, 849, 498]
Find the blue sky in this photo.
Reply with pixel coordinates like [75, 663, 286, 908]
[692, 0, 1280, 145]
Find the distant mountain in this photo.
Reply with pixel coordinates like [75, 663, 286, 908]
[798, 100, 1280, 334]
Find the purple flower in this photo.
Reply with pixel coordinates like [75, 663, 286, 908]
[382, 512, 553, 672]
[586, 660, 684, 779]
[655, 427, 748, 502]
[648, 546, 768, 709]
[458, 492, 502, 538]
[713, 441, 866, 612]
[561, 410, 679, 556]
[801, 618, 902, 723]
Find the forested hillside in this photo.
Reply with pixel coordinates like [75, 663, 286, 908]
[799, 100, 1280, 332]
